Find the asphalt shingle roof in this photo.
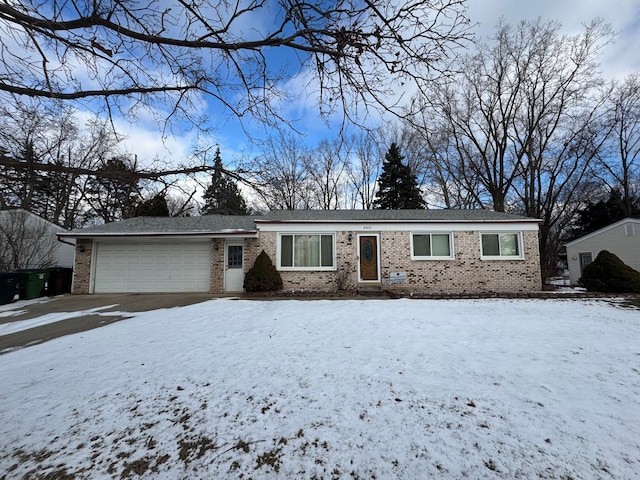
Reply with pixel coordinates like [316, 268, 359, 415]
[258, 209, 538, 222]
[64, 215, 257, 236]
[62, 209, 539, 237]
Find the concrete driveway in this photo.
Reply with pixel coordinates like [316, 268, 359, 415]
[0, 293, 217, 354]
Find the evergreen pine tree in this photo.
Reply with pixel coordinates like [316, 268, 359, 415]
[373, 143, 425, 209]
[133, 194, 170, 217]
[202, 148, 249, 215]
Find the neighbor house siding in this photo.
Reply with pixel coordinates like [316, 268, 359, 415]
[566, 220, 640, 285]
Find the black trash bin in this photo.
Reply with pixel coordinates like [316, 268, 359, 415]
[17, 269, 50, 300]
[48, 267, 73, 295]
[0, 272, 19, 305]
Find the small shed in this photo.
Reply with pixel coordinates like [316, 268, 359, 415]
[565, 218, 640, 286]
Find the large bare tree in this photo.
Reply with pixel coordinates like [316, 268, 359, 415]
[0, 102, 133, 227]
[408, 18, 613, 280]
[247, 132, 313, 210]
[345, 130, 382, 209]
[595, 73, 640, 214]
[305, 138, 351, 209]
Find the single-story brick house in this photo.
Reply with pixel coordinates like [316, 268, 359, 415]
[565, 217, 640, 286]
[59, 209, 542, 295]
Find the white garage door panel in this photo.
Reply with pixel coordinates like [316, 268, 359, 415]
[94, 242, 211, 293]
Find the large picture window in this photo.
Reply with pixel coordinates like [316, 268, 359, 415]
[481, 233, 522, 259]
[411, 233, 453, 259]
[279, 234, 335, 269]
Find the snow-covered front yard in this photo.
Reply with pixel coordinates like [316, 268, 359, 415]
[1, 298, 639, 479]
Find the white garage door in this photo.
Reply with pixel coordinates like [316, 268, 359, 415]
[94, 242, 212, 293]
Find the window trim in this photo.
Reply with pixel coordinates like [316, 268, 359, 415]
[277, 232, 336, 271]
[410, 232, 455, 260]
[480, 232, 524, 260]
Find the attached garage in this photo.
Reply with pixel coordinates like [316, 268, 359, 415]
[93, 241, 212, 293]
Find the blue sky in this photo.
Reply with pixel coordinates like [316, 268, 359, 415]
[113, 0, 640, 171]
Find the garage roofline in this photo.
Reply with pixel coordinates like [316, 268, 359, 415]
[58, 231, 258, 239]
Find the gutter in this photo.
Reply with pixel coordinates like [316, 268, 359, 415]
[56, 235, 76, 246]
[254, 218, 542, 225]
[57, 231, 259, 239]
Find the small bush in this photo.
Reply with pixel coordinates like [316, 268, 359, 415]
[243, 250, 283, 292]
[580, 250, 640, 293]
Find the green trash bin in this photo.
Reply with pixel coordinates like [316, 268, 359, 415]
[17, 269, 50, 300]
[0, 273, 18, 305]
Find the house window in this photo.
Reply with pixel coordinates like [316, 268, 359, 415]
[411, 233, 454, 259]
[625, 223, 635, 236]
[480, 233, 523, 259]
[279, 234, 335, 270]
[227, 245, 243, 269]
[579, 252, 593, 275]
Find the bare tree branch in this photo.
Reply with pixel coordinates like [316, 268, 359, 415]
[0, 0, 473, 130]
[0, 154, 220, 181]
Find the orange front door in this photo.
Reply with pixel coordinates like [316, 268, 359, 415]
[359, 235, 379, 281]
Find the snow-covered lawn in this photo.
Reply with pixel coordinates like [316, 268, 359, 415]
[1, 298, 639, 479]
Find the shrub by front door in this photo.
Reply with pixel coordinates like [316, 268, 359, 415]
[224, 242, 244, 292]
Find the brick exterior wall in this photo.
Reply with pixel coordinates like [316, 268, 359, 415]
[71, 239, 93, 294]
[208, 237, 262, 294]
[379, 230, 541, 294]
[71, 227, 541, 295]
[248, 231, 358, 293]
[249, 229, 541, 294]
[210, 239, 224, 293]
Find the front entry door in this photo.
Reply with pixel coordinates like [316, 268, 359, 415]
[224, 243, 244, 292]
[359, 235, 379, 282]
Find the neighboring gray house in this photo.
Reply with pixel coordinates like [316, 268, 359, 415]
[0, 208, 75, 270]
[60, 209, 542, 295]
[566, 218, 640, 286]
